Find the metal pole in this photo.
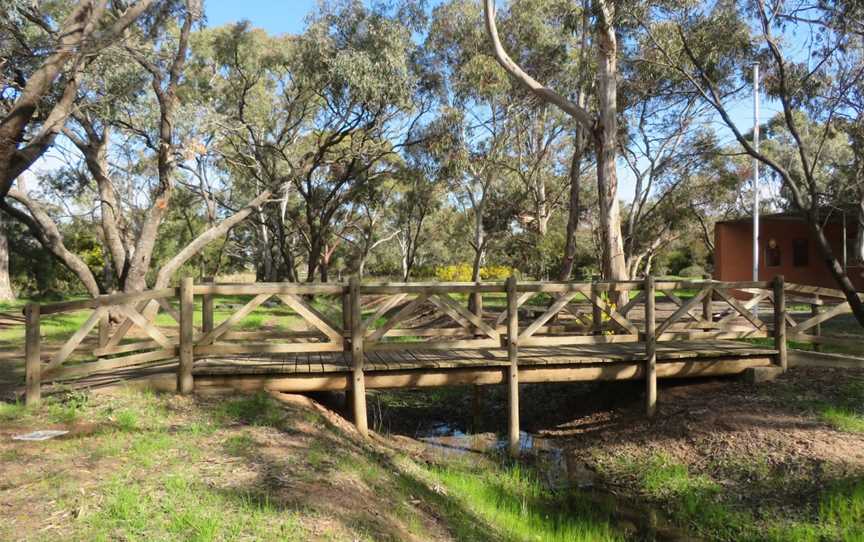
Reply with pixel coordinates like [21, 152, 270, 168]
[842, 211, 848, 271]
[752, 63, 760, 282]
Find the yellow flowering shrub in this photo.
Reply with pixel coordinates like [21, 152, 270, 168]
[434, 264, 514, 282]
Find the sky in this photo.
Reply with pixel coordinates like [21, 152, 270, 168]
[202, 0, 779, 203]
[28, 0, 784, 205]
[205, 0, 318, 35]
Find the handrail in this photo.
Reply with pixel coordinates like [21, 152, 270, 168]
[22, 275, 792, 408]
[31, 278, 778, 316]
[38, 288, 177, 315]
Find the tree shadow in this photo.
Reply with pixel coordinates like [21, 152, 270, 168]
[198, 394, 502, 542]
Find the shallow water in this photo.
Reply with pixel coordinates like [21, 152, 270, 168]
[418, 423, 702, 542]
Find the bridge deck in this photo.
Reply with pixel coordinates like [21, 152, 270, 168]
[193, 340, 777, 375]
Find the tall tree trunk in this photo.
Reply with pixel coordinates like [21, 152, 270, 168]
[857, 194, 864, 268]
[594, 0, 628, 301]
[0, 215, 14, 301]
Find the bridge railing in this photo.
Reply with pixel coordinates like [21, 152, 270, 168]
[23, 276, 789, 406]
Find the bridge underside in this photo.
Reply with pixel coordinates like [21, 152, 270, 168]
[70, 340, 776, 394]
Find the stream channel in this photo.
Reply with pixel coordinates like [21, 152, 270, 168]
[416, 421, 702, 541]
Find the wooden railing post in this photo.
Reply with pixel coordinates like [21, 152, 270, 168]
[178, 277, 194, 394]
[591, 275, 602, 335]
[342, 282, 354, 420]
[201, 276, 214, 345]
[24, 303, 41, 406]
[506, 275, 520, 456]
[98, 295, 110, 349]
[349, 277, 368, 436]
[811, 294, 822, 353]
[773, 275, 787, 371]
[644, 275, 657, 417]
[701, 275, 712, 324]
[469, 288, 483, 336]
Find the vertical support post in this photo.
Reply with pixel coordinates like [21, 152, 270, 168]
[349, 276, 368, 436]
[591, 275, 602, 335]
[201, 276, 214, 345]
[773, 275, 787, 371]
[24, 303, 41, 406]
[98, 295, 110, 348]
[470, 288, 483, 336]
[178, 277, 194, 394]
[644, 275, 657, 417]
[812, 294, 822, 353]
[342, 282, 355, 419]
[506, 275, 520, 456]
[701, 275, 712, 325]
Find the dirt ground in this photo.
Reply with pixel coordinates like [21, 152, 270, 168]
[373, 365, 864, 536]
[2, 365, 863, 541]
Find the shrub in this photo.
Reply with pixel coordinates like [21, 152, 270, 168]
[679, 265, 707, 278]
[434, 264, 514, 282]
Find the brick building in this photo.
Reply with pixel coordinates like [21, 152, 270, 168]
[713, 212, 864, 289]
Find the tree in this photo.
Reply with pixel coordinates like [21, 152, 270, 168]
[639, 0, 864, 325]
[2, 1, 274, 298]
[0, 0, 156, 198]
[207, 3, 430, 282]
[484, 0, 628, 289]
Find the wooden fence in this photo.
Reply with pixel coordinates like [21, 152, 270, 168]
[21, 275, 806, 452]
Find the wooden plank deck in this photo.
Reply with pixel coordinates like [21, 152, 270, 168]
[191, 340, 776, 376]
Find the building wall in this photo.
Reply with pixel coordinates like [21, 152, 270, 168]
[713, 218, 864, 290]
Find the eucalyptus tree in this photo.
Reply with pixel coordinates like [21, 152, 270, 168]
[639, 0, 864, 325]
[2, 0, 273, 298]
[205, 2, 431, 282]
[484, 0, 628, 288]
[430, 0, 580, 284]
[0, 0, 157, 199]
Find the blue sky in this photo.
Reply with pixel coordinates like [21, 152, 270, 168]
[205, 0, 318, 35]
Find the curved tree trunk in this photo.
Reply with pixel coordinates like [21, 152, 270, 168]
[0, 215, 14, 301]
[560, 130, 585, 280]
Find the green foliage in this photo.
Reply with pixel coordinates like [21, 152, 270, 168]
[679, 265, 707, 278]
[434, 264, 514, 281]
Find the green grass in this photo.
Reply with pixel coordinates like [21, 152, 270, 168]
[426, 459, 624, 542]
[214, 392, 286, 427]
[599, 451, 864, 542]
[821, 407, 864, 433]
[0, 400, 27, 421]
[816, 378, 864, 433]
[85, 473, 304, 542]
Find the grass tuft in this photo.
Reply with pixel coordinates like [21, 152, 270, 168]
[215, 393, 285, 427]
[0, 400, 27, 421]
[429, 460, 623, 542]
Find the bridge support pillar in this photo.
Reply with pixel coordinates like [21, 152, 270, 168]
[350, 277, 368, 436]
[644, 275, 657, 417]
[506, 276, 520, 456]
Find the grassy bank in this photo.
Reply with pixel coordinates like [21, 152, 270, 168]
[0, 388, 636, 541]
[581, 371, 864, 542]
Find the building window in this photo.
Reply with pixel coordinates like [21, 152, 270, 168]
[792, 239, 809, 267]
[765, 242, 782, 267]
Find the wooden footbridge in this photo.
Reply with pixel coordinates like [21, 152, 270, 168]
[23, 275, 843, 453]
